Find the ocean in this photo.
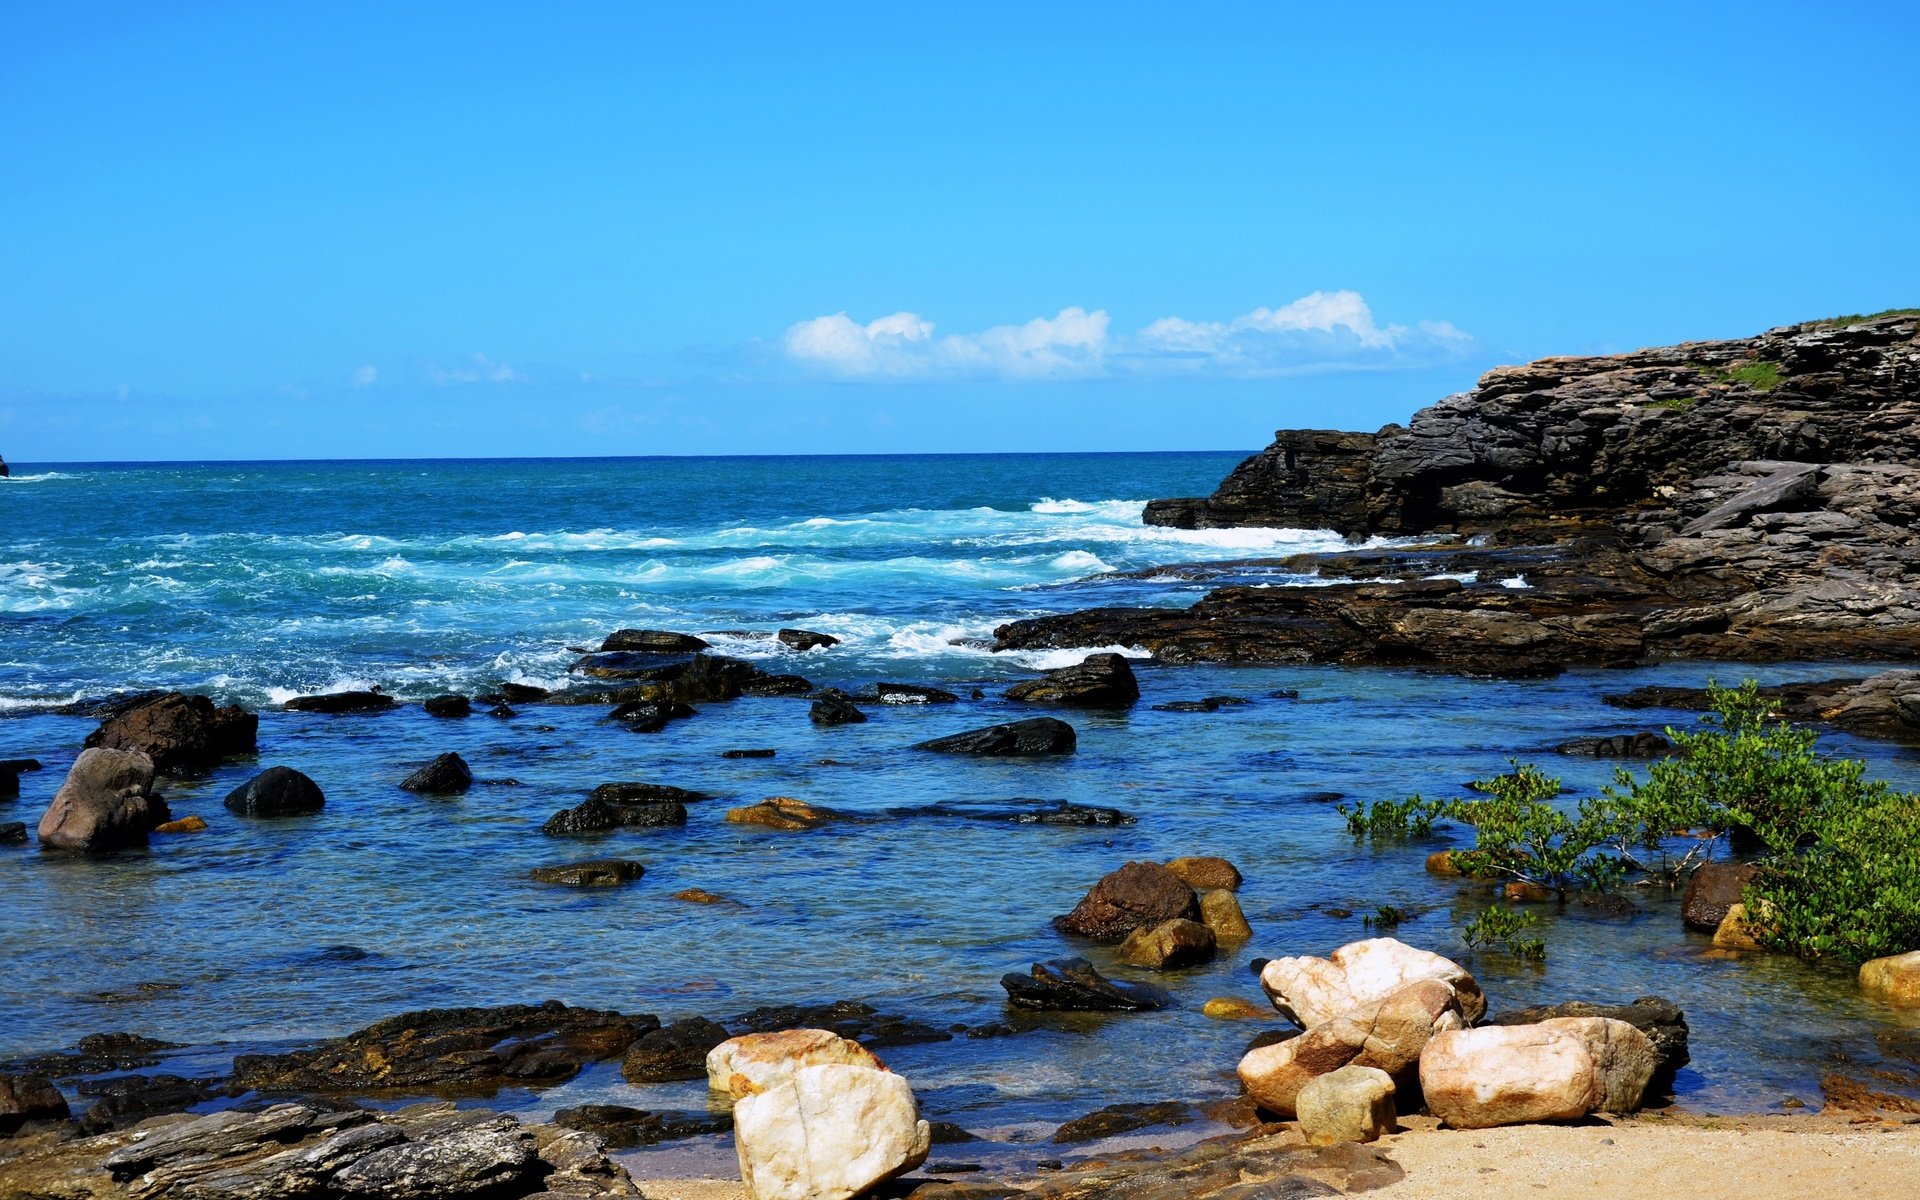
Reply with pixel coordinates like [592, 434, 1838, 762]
[3, 453, 1918, 1152]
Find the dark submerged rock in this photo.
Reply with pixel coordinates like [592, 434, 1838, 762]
[231, 1001, 657, 1094]
[1005, 653, 1141, 708]
[914, 717, 1077, 757]
[83, 691, 257, 775]
[1001, 958, 1173, 1012]
[893, 801, 1135, 826]
[494, 682, 549, 703]
[810, 688, 868, 725]
[777, 628, 841, 651]
[620, 1017, 731, 1083]
[553, 1103, 730, 1147]
[864, 682, 960, 705]
[542, 796, 686, 835]
[0, 757, 41, 773]
[399, 752, 472, 794]
[76, 1072, 219, 1133]
[568, 651, 804, 704]
[0, 821, 25, 844]
[609, 698, 696, 732]
[283, 690, 398, 715]
[591, 781, 711, 804]
[1054, 861, 1201, 942]
[1051, 1100, 1196, 1144]
[224, 765, 326, 817]
[722, 748, 776, 759]
[1555, 731, 1672, 757]
[423, 694, 472, 718]
[529, 859, 645, 887]
[600, 628, 711, 653]
[725, 999, 954, 1048]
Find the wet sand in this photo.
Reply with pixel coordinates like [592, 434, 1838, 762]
[631, 1112, 1920, 1200]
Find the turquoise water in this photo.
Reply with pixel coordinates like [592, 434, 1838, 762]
[3, 454, 1919, 1144]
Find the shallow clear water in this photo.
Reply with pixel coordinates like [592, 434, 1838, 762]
[3, 454, 1918, 1140]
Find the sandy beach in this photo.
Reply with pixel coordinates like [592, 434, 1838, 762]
[629, 1113, 1920, 1200]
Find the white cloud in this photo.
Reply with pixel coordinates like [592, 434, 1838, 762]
[783, 307, 1108, 379]
[781, 291, 1469, 380]
[349, 364, 379, 388]
[428, 353, 528, 386]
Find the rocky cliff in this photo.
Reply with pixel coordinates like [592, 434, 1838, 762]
[999, 313, 1920, 681]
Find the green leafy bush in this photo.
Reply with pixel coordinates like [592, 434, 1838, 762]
[1462, 905, 1545, 960]
[1603, 680, 1880, 877]
[1748, 781, 1920, 962]
[1337, 794, 1450, 839]
[1445, 762, 1625, 901]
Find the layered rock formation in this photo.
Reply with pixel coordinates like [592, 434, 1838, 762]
[999, 315, 1920, 677]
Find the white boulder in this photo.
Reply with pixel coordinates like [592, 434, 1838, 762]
[1259, 937, 1486, 1027]
[732, 1062, 932, 1200]
[1418, 1016, 1657, 1129]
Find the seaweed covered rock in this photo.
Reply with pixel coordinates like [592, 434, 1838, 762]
[529, 859, 645, 887]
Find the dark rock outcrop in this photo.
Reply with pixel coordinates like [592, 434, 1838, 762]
[83, 692, 257, 775]
[1005, 652, 1141, 708]
[569, 651, 807, 703]
[0, 1073, 69, 1134]
[224, 766, 326, 817]
[399, 753, 472, 794]
[75, 1072, 220, 1133]
[553, 1103, 731, 1147]
[36, 748, 168, 852]
[810, 688, 868, 725]
[0, 821, 26, 844]
[620, 1017, 731, 1083]
[1054, 861, 1201, 942]
[423, 694, 471, 718]
[1004, 316, 1920, 676]
[914, 717, 1077, 757]
[601, 628, 710, 653]
[1001, 958, 1173, 1012]
[777, 628, 840, 651]
[1607, 670, 1920, 744]
[231, 1001, 656, 1094]
[284, 690, 398, 715]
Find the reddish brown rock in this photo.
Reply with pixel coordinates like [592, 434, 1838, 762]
[83, 692, 257, 775]
[1682, 862, 1758, 932]
[1053, 861, 1200, 942]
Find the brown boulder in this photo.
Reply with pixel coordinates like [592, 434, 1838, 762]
[83, 691, 256, 775]
[1682, 862, 1758, 932]
[1237, 978, 1465, 1115]
[1053, 861, 1200, 942]
[37, 748, 166, 852]
[727, 797, 839, 830]
[0, 1074, 70, 1133]
[1199, 888, 1254, 943]
[1116, 918, 1217, 969]
[1165, 855, 1244, 891]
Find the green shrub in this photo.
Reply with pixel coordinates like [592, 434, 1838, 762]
[1338, 794, 1450, 839]
[1813, 307, 1920, 328]
[1364, 904, 1408, 931]
[1444, 762, 1625, 901]
[1748, 781, 1920, 962]
[1603, 680, 1878, 878]
[1462, 905, 1545, 960]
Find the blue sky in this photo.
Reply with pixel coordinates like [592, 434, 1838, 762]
[2, 3, 1915, 461]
